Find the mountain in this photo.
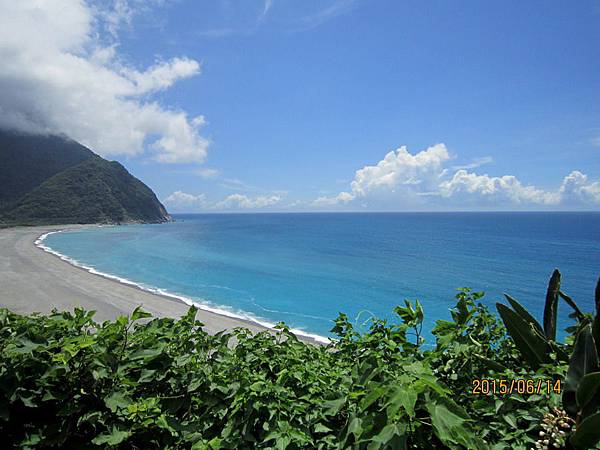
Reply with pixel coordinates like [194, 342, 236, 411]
[0, 130, 171, 226]
[0, 132, 95, 209]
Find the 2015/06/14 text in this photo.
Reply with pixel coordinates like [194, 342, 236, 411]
[472, 378, 562, 396]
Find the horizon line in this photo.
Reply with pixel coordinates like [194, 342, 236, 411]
[168, 210, 600, 215]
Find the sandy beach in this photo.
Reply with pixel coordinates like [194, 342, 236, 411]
[0, 225, 281, 337]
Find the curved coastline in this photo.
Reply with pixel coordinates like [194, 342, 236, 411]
[35, 228, 330, 344]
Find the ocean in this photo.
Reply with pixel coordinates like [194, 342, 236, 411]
[41, 213, 600, 343]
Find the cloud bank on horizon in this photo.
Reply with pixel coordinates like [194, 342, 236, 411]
[165, 143, 600, 212]
[164, 191, 283, 211]
[312, 144, 600, 211]
[0, 0, 208, 164]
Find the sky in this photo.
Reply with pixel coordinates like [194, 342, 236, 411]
[1, 0, 599, 212]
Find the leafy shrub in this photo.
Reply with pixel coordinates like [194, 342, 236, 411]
[0, 272, 598, 449]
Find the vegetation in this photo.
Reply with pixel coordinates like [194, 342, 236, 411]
[0, 130, 94, 210]
[0, 130, 170, 226]
[2, 156, 171, 225]
[1, 271, 599, 449]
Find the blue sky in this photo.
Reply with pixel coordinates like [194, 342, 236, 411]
[1, 0, 599, 211]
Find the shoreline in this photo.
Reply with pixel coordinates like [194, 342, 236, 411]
[36, 227, 330, 344]
[0, 225, 327, 345]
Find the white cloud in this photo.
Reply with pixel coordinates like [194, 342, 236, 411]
[163, 191, 208, 209]
[439, 170, 559, 205]
[313, 191, 354, 206]
[164, 191, 282, 211]
[559, 171, 600, 204]
[122, 58, 201, 95]
[350, 144, 450, 196]
[93, 0, 171, 39]
[315, 143, 600, 209]
[218, 178, 288, 196]
[195, 168, 220, 179]
[0, 0, 209, 163]
[451, 156, 494, 170]
[220, 178, 256, 191]
[260, 0, 274, 21]
[196, 0, 274, 39]
[296, 0, 358, 31]
[216, 194, 282, 209]
[312, 144, 449, 207]
[197, 0, 358, 38]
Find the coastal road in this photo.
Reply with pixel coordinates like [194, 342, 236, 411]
[0, 226, 271, 336]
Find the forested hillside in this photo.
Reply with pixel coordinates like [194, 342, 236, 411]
[0, 130, 170, 225]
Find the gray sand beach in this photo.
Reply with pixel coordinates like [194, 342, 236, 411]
[0, 225, 276, 337]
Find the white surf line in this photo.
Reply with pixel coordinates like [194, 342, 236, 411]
[35, 230, 331, 344]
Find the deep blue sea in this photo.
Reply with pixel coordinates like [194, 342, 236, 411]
[42, 213, 600, 342]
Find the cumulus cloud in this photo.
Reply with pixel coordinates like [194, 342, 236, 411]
[350, 144, 450, 196]
[315, 143, 600, 209]
[439, 170, 559, 205]
[315, 144, 450, 206]
[163, 191, 208, 209]
[216, 194, 282, 209]
[0, 0, 209, 163]
[559, 171, 600, 204]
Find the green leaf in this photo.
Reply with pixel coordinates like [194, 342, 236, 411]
[129, 346, 165, 362]
[104, 391, 131, 412]
[559, 291, 585, 321]
[564, 325, 600, 417]
[313, 423, 332, 434]
[370, 423, 406, 447]
[543, 269, 561, 340]
[577, 372, 600, 410]
[571, 411, 600, 449]
[502, 414, 517, 428]
[20, 433, 42, 446]
[496, 303, 551, 370]
[360, 385, 386, 410]
[322, 397, 345, 416]
[12, 338, 40, 354]
[191, 437, 222, 450]
[131, 305, 152, 322]
[138, 368, 157, 383]
[415, 300, 424, 324]
[347, 416, 363, 438]
[92, 426, 131, 446]
[504, 294, 543, 334]
[207, 437, 222, 449]
[593, 278, 600, 357]
[385, 386, 417, 418]
[275, 435, 291, 450]
[156, 414, 176, 434]
[427, 401, 485, 450]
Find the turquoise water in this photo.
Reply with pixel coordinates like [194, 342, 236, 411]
[42, 213, 600, 341]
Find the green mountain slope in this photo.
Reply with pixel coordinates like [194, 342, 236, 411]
[0, 130, 95, 210]
[0, 130, 171, 226]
